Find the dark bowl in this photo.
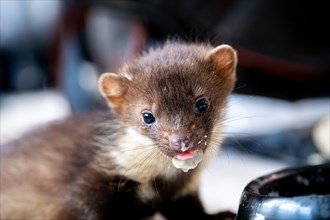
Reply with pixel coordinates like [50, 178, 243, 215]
[236, 162, 330, 220]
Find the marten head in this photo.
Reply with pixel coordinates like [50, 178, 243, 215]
[99, 41, 237, 172]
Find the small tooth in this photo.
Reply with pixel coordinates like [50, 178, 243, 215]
[181, 142, 194, 152]
[181, 142, 186, 148]
[181, 142, 190, 152]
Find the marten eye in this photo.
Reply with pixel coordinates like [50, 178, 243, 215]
[194, 97, 209, 114]
[142, 111, 156, 125]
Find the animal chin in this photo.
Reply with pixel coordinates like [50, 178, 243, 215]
[171, 149, 204, 172]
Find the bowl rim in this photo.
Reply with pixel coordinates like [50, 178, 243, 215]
[242, 162, 330, 199]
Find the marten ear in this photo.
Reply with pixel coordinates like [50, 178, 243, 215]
[208, 44, 237, 82]
[99, 73, 129, 109]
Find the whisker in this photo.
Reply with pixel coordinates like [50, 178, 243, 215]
[115, 145, 155, 153]
[117, 176, 127, 192]
[153, 177, 161, 200]
[138, 151, 161, 173]
[122, 149, 159, 178]
[223, 136, 251, 153]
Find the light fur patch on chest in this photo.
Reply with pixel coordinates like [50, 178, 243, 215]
[110, 128, 178, 183]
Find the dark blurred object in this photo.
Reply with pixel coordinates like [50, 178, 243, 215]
[236, 162, 330, 220]
[1, 0, 329, 111]
[214, 1, 330, 100]
[49, 0, 235, 112]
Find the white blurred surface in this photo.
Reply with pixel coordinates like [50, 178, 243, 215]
[199, 148, 290, 213]
[0, 90, 71, 145]
[225, 94, 330, 137]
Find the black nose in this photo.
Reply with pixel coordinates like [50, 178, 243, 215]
[169, 135, 190, 151]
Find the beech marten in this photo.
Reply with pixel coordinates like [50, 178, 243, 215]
[0, 41, 237, 220]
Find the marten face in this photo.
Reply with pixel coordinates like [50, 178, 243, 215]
[137, 74, 222, 159]
[99, 42, 237, 172]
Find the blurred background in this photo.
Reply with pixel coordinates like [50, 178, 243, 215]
[1, 0, 329, 214]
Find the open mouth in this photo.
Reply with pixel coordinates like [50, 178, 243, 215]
[175, 149, 198, 160]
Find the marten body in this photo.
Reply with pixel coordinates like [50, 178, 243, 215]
[0, 41, 237, 220]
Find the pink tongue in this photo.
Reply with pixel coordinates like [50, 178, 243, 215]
[176, 150, 197, 160]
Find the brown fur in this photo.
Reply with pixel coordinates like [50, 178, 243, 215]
[0, 41, 237, 220]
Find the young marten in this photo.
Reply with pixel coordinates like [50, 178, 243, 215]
[0, 41, 237, 220]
